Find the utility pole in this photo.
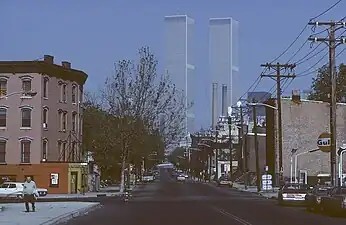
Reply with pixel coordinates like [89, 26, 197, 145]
[252, 104, 261, 192]
[260, 63, 296, 185]
[228, 114, 233, 177]
[215, 130, 219, 181]
[308, 20, 346, 186]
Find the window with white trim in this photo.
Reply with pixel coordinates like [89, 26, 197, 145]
[43, 108, 48, 129]
[0, 108, 7, 127]
[42, 139, 48, 161]
[0, 79, 7, 97]
[0, 140, 6, 163]
[72, 112, 77, 132]
[43, 77, 49, 98]
[22, 79, 31, 92]
[72, 85, 77, 104]
[21, 108, 32, 128]
[20, 140, 31, 163]
[61, 84, 67, 102]
[63, 112, 67, 131]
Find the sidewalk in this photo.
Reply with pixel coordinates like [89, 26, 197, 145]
[0, 202, 100, 225]
[232, 183, 279, 199]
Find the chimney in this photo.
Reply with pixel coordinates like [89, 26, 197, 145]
[292, 89, 301, 103]
[62, 61, 71, 69]
[212, 83, 218, 129]
[44, 55, 54, 64]
[221, 84, 228, 117]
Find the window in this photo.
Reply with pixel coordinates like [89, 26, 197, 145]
[61, 84, 67, 102]
[43, 77, 48, 98]
[20, 140, 31, 163]
[42, 140, 48, 161]
[62, 142, 66, 161]
[0, 141, 6, 163]
[79, 86, 83, 103]
[43, 108, 48, 129]
[0, 79, 7, 96]
[0, 108, 6, 127]
[70, 142, 76, 162]
[21, 108, 31, 128]
[22, 79, 31, 92]
[72, 112, 77, 132]
[62, 112, 67, 131]
[72, 85, 77, 104]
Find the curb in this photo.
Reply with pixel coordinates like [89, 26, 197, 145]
[40, 203, 102, 225]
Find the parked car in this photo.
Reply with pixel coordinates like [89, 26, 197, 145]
[320, 186, 346, 215]
[176, 174, 186, 182]
[278, 183, 311, 206]
[217, 175, 233, 188]
[305, 185, 332, 212]
[142, 172, 154, 183]
[0, 182, 48, 199]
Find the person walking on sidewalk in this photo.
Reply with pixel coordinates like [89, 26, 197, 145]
[23, 176, 37, 212]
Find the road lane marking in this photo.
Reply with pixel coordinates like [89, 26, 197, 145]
[211, 206, 253, 225]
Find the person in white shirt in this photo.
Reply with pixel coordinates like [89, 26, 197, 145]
[23, 176, 37, 212]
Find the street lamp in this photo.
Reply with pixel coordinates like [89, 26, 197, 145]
[290, 148, 298, 183]
[294, 148, 319, 183]
[0, 91, 37, 99]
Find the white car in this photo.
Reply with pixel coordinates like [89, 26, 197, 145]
[0, 182, 48, 199]
[142, 173, 154, 183]
[177, 174, 186, 182]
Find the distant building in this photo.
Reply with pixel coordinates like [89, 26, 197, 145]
[0, 55, 87, 194]
[164, 15, 195, 133]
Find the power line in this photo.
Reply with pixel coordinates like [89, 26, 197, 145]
[269, 0, 343, 63]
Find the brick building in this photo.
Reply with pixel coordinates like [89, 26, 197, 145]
[266, 95, 346, 184]
[0, 55, 88, 193]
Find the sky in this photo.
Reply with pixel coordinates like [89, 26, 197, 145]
[0, 0, 345, 130]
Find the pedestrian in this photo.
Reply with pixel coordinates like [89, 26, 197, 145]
[23, 176, 37, 212]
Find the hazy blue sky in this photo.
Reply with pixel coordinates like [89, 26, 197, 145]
[0, 0, 345, 129]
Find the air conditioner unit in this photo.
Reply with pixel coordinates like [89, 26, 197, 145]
[43, 123, 47, 129]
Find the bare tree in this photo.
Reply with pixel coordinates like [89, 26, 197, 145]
[100, 47, 187, 192]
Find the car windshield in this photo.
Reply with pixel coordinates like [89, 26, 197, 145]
[283, 184, 309, 193]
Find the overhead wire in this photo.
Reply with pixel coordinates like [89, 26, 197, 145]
[235, 0, 344, 105]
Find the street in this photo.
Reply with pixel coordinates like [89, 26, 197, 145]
[63, 172, 346, 225]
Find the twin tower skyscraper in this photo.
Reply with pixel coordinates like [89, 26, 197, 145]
[164, 15, 239, 134]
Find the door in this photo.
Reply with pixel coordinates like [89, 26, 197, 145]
[70, 172, 78, 194]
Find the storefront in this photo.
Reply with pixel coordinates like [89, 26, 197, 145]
[0, 162, 88, 194]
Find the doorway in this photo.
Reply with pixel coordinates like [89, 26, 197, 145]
[70, 172, 78, 194]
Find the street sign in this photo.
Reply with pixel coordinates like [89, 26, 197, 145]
[317, 132, 331, 152]
[261, 174, 273, 191]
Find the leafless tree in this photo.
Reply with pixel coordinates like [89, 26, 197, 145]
[99, 47, 187, 191]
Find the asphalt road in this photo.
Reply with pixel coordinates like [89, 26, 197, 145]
[63, 173, 346, 225]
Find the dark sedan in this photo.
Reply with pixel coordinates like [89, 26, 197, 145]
[305, 185, 332, 212]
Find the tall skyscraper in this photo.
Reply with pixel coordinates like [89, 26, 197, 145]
[164, 15, 195, 135]
[209, 17, 239, 122]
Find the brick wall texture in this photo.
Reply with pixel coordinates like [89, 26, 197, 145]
[275, 98, 346, 177]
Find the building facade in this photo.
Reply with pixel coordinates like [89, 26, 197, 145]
[164, 15, 195, 134]
[266, 95, 346, 185]
[0, 55, 87, 193]
[209, 17, 239, 111]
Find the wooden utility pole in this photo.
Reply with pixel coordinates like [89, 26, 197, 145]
[260, 63, 296, 185]
[252, 104, 261, 192]
[228, 115, 233, 177]
[308, 20, 346, 186]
